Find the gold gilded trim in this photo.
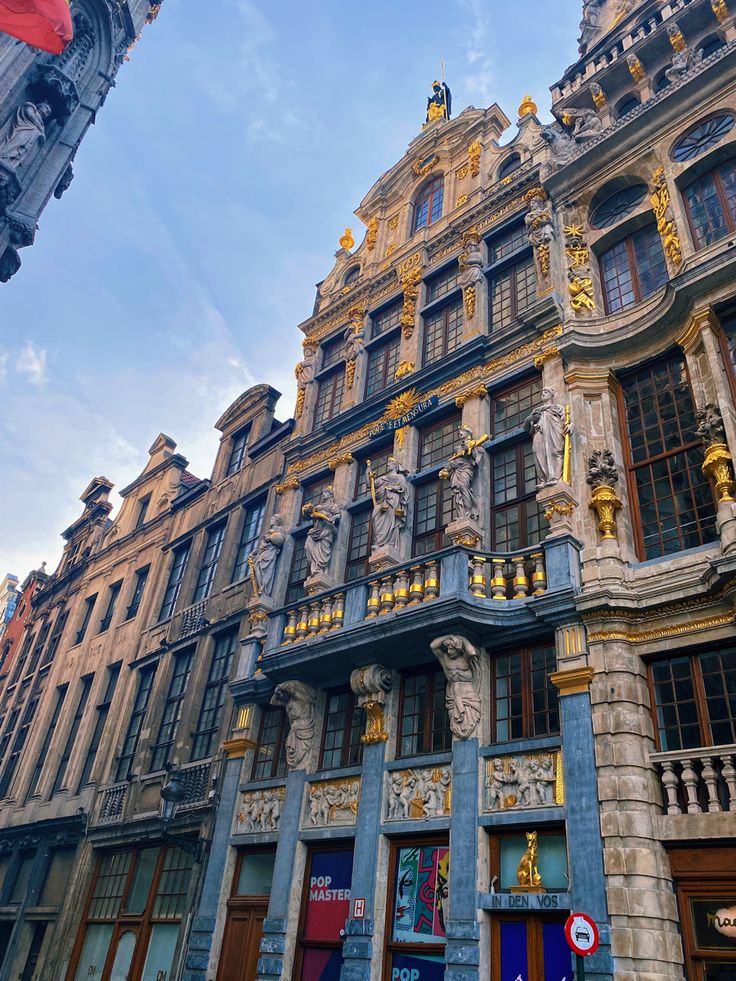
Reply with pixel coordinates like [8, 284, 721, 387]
[223, 737, 256, 758]
[588, 613, 736, 645]
[549, 667, 594, 695]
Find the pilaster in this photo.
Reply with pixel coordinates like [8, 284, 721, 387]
[446, 737, 480, 981]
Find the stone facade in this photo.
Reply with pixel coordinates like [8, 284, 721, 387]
[1, 1, 736, 979]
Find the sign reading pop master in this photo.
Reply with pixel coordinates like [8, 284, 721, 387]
[370, 396, 439, 437]
[303, 849, 353, 943]
[391, 952, 445, 981]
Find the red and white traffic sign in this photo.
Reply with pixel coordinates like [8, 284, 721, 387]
[564, 912, 600, 957]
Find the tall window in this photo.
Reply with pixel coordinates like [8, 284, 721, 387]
[251, 707, 288, 780]
[413, 415, 460, 556]
[42, 610, 68, 668]
[231, 499, 266, 583]
[372, 300, 402, 337]
[28, 621, 51, 674]
[134, 495, 151, 529]
[226, 428, 249, 477]
[159, 543, 190, 621]
[683, 158, 736, 248]
[489, 378, 545, 551]
[151, 651, 194, 772]
[491, 645, 559, 742]
[487, 223, 536, 330]
[650, 648, 736, 751]
[0, 677, 43, 799]
[26, 686, 67, 799]
[314, 370, 345, 426]
[320, 690, 363, 769]
[51, 675, 93, 795]
[620, 353, 715, 559]
[423, 297, 463, 365]
[426, 264, 460, 304]
[366, 335, 401, 396]
[398, 668, 451, 757]
[192, 522, 226, 603]
[125, 567, 149, 621]
[286, 537, 309, 605]
[599, 224, 668, 313]
[413, 176, 444, 232]
[99, 581, 122, 633]
[78, 665, 120, 790]
[75, 594, 97, 645]
[191, 632, 237, 760]
[115, 665, 157, 782]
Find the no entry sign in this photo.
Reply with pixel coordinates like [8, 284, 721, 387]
[564, 912, 600, 957]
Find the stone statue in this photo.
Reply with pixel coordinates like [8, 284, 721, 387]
[459, 232, 484, 290]
[540, 126, 577, 175]
[430, 635, 482, 739]
[250, 514, 285, 597]
[368, 457, 409, 552]
[564, 107, 604, 142]
[302, 486, 341, 576]
[426, 80, 452, 125]
[439, 425, 488, 521]
[386, 766, 451, 820]
[525, 388, 568, 487]
[696, 403, 727, 447]
[486, 753, 560, 811]
[0, 102, 52, 168]
[270, 680, 317, 770]
[525, 192, 555, 249]
[578, 0, 604, 53]
[665, 41, 704, 83]
[294, 340, 317, 419]
[343, 323, 364, 363]
[239, 789, 284, 832]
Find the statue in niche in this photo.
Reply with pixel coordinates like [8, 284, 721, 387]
[525, 388, 568, 487]
[426, 80, 452, 125]
[368, 457, 410, 552]
[430, 635, 482, 739]
[302, 485, 341, 576]
[525, 191, 555, 248]
[665, 42, 704, 83]
[270, 681, 317, 770]
[439, 425, 488, 521]
[0, 102, 52, 168]
[564, 106, 604, 142]
[249, 514, 285, 597]
[294, 340, 317, 419]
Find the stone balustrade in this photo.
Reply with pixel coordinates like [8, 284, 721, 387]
[467, 548, 547, 600]
[652, 745, 736, 815]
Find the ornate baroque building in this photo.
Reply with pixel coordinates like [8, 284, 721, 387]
[2, 0, 736, 980]
[0, 0, 163, 283]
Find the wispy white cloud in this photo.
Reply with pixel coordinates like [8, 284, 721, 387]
[0, 354, 7, 385]
[14, 342, 47, 386]
[459, 0, 496, 106]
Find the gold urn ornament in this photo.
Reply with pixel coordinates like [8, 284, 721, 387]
[587, 449, 623, 541]
[696, 404, 736, 504]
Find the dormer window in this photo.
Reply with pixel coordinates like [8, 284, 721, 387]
[413, 175, 444, 233]
[226, 428, 249, 477]
[135, 495, 151, 529]
[498, 153, 522, 181]
[344, 266, 360, 286]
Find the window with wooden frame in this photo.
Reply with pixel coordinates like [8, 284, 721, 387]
[231, 499, 266, 583]
[683, 157, 736, 249]
[226, 427, 250, 477]
[192, 521, 226, 603]
[294, 846, 354, 981]
[366, 334, 401, 396]
[320, 690, 363, 770]
[487, 222, 536, 331]
[191, 631, 237, 761]
[413, 176, 444, 233]
[425, 263, 460, 304]
[75, 594, 97, 646]
[26, 685, 67, 800]
[619, 352, 716, 560]
[115, 664, 157, 783]
[78, 665, 120, 792]
[66, 845, 194, 981]
[0, 675, 43, 799]
[315, 368, 345, 427]
[488, 378, 545, 552]
[398, 668, 451, 758]
[158, 542, 190, 622]
[125, 568, 148, 621]
[42, 609, 68, 667]
[150, 649, 194, 772]
[422, 296, 463, 366]
[345, 450, 393, 580]
[412, 415, 461, 557]
[372, 300, 402, 338]
[51, 674, 93, 795]
[98, 581, 122, 634]
[491, 645, 559, 743]
[251, 706, 288, 780]
[286, 536, 309, 604]
[385, 838, 449, 981]
[599, 223, 668, 313]
[650, 647, 736, 751]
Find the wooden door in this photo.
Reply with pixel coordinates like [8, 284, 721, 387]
[217, 900, 268, 981]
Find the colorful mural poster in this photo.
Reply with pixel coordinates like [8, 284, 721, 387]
[392, 846, 449, 944]
[302, 849, 354, 944]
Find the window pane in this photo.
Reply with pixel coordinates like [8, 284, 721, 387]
[423, 298, 463, 365]
[71, 925, 114, 981]
[652, 658, 701, 751]
[701, 649, 736, 745]
[88, 852, 133, 920]
[366, 336, 401, 396]
[426, 264, 460, 303]
[601, 238, 635, 313]
[140, 923, 179, 981]
[372, 301, 402, 338]
[419, 415, 462, 469]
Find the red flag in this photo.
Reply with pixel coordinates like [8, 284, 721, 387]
[0, 0, 73, 55]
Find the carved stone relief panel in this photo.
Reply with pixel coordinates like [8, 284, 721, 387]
[385, 766, 452, 821]
[237, 787, 286, 833]
[305, 777, 361, 828]
[484, 751, 564, 811]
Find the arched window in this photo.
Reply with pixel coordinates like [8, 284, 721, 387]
[615, 94, 641, 119]
[683, 157, 736, 248]
[699, 33, 726, 59]
[671, 113, 735, 162]
[498, 154, 522, 181]
[590, 182, 648, 229]
[344, 266, 360, 286]
[598, 224, 668, 313]
[413, 176, 444, 233]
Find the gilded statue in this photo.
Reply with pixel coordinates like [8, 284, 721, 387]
[517, 830, 543, 888]
[0, 102, 52, 168]
[439, 425, 488, 521]
[425, 80, 452, 126]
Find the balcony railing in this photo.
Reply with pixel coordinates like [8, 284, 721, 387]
[178, 760, 213, 810]
[177, 600, 209, 640]
[97, 783, 128, 823]
[652, 746, 736, 815]
[468, 549, 546, 600]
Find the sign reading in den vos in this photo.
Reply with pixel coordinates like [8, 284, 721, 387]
[481, 892, 571, 911]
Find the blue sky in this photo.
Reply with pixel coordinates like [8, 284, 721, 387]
[0, 0, 582, 578]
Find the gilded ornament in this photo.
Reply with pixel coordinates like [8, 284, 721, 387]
[702, 443, 736, 503]
[452, 532, 481, 548]
[295, 388, 306, 420]
[327, 452, 353, 471]
[516, 831, 544, 891]
[463, 285, 477, 318]
[339, 227, 355, 251]
[518, 94, 538, 117]
[587, 449, 623, 540]
[544, 500, 577, 521]
[384, 243, 397, 258]
[307, 778, 361, 827]
[361, 700, 389, 744]
[456, 164, 469, 180]
[590, 83, 606, 109]
[588, 613, 736, 645]
[627, 53, 646, 82]
[486, 754, 563, 812]
[468, 140, 481, 178]
[533, 346, 560, 369]
[388, 214, 399, 230]
[395, 360, 415, 380]
[712, 0, 729, 23]
[413, 154, 439, 178]
[564, 223, 596, 312]
[456, 193, 468, 208]
[650, 166, 682, 267]
[667, 24, 687, 52]
[454, 383, 488, 408]
[425, 79, 451, 126]
[275, 476, 300, 495]
[398, 253, 423, 338]
[366, 216, 379, 252]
